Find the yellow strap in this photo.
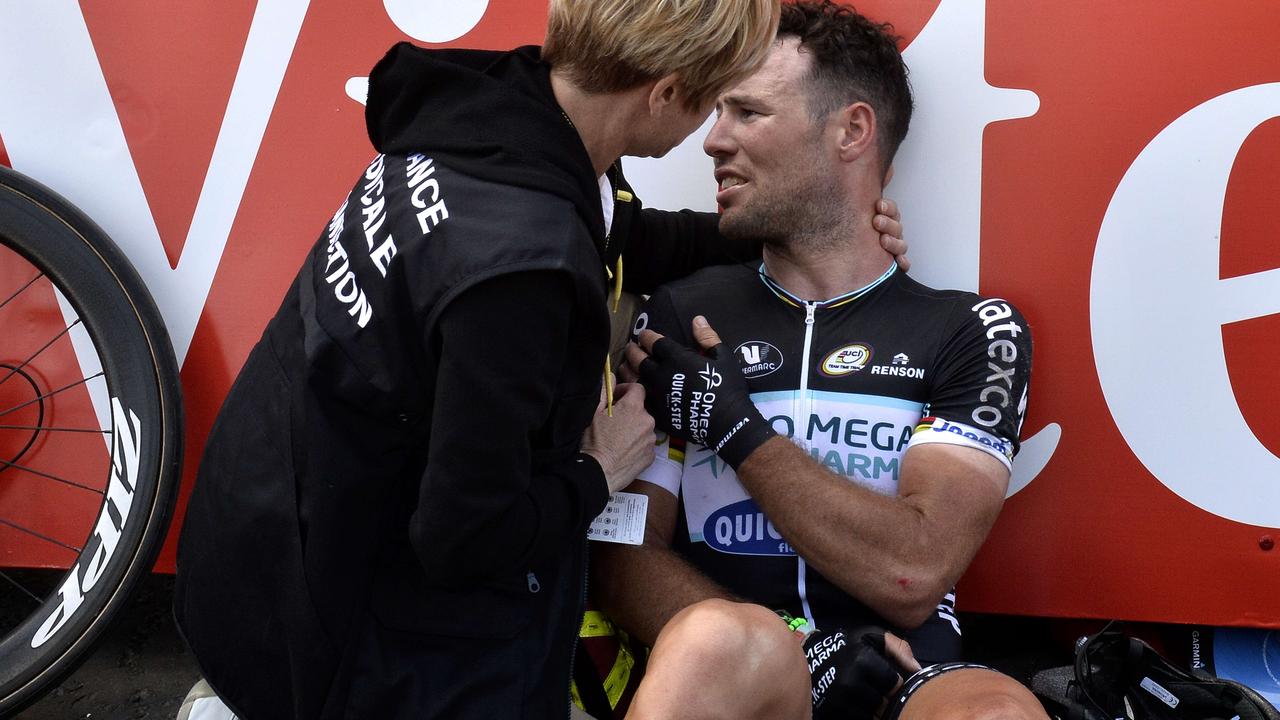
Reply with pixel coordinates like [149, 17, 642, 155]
[579, 610, 616, 637]
[601, 641, 636, 706]
[611, 256, 624, 312]
[571, 611, 638, 709]
[603, 255, 623, 417]
[604, 357, 614, 417]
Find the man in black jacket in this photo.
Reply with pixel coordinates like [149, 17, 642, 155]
[173, 0, 909, 717]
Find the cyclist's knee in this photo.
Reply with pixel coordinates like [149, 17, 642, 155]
[659, 599, 799, 670]
[634, 600, 809, 720]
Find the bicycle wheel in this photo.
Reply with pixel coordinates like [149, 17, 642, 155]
[0, 165, 183, 716]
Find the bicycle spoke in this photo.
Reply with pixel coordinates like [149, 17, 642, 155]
[0, 425, 109, 434]
[0, 457, 106, 495]
[0, 518, 81, 555]
[0, 571, 44, 606]
[0, 318, 82, 391]
[0, 371, 104, 420]
[0, 270, 44, 313]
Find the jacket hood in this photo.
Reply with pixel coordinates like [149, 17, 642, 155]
[366, 43, 605, 246]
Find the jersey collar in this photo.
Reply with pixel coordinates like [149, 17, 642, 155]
[756, 261, 897, 310]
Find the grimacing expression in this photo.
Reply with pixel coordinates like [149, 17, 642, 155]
[704, 37, 841, 245]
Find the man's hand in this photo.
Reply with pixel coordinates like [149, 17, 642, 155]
[626, 316, 775, 468]
[875, 197, 909, 272]
[581, 379, 656, 494]
[804, 626, 915, 720]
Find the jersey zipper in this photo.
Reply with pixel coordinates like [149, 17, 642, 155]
[797, 301, 818, 626]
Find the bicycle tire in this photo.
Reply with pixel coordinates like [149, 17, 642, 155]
[0, 165, 183, 717]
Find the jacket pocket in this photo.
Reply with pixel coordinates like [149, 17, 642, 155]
[368, 568, 536, 640]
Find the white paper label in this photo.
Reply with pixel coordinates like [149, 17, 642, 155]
[587, 491, 648, 545]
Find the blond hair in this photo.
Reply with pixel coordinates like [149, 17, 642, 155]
[543, 0, 780, 110]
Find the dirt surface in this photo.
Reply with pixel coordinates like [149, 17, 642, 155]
[12, 574, 200, 720]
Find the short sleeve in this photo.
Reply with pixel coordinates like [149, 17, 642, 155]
[907, 296, 1033, 471]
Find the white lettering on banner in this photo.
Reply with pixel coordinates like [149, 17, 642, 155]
[1092, 83, 1280, 528]
[32, 399, 141, 648]
[382, 0, 489, 44]
[0, 0, 312, 368]
[0, 0, 1072, 498]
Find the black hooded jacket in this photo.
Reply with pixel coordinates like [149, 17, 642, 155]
[174, 44, 752, 719]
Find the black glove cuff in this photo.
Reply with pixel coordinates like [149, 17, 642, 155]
[715, 412, 776, 469]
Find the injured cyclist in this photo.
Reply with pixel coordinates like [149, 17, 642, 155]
[593, 3, 1046, 719]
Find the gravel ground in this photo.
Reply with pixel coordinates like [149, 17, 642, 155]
[12, 574, 200, 720]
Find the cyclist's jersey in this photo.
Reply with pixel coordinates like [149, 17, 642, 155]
[634, 262, 1032, 663]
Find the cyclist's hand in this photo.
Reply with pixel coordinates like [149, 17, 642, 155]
[627, 316, 774, 469]
[874, 197, 909, 272]
[805, 626, 903, 720]
[581, 379, 655, 494]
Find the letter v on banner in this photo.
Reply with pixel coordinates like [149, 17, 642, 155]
[0, 0, 312, 369]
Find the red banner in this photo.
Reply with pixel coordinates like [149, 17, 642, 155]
[1, 0, 1276, 628]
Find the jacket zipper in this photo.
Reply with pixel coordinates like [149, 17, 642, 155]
[567, 544, 589, 719]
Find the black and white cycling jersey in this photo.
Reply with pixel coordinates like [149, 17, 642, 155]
[634, 262, 1032, 663]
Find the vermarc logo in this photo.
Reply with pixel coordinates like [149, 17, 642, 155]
[735, 341, 784, 378]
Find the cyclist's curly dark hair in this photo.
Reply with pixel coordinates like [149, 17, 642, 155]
[779, 1, 913, 168]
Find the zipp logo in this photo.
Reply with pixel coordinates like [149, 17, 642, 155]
[31, 399, 142, 648]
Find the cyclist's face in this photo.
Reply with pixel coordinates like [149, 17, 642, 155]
[703, 38, 833, 243]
